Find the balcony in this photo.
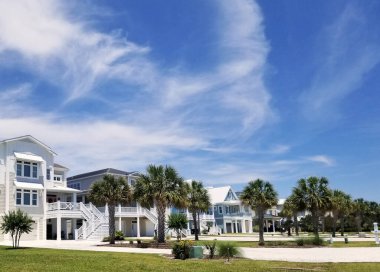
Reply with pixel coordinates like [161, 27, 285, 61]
[46, 201, 83, 219]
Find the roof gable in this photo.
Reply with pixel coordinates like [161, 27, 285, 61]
[207, 186, 238, 204]
[1, 135, 56, 155]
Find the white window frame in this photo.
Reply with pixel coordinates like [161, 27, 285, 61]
[53, 175, 63, 181]
[16, 189, 38, 206]
[16, 160, 39, 179]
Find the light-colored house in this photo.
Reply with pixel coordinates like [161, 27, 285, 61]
[0, 135, 81, 241]
[209, 186, 253, 234]
[67, 169, 157, 237]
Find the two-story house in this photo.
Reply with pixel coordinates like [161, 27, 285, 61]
[67, 169, 157, 237]
[0, 135, 81, 241]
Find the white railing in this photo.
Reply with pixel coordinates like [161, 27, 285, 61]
[47, 201, 80, 211]
[142, 208, 158, 225]
[120, 207, 137, 213]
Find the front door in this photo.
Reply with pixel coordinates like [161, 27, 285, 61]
[47, 224, 53, 239]
[131, 220, 137, 237]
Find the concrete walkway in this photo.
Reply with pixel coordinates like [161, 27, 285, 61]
[1, 240, 380, 263]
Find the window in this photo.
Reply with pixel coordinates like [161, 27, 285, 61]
[46, 169, 51, 180]
[16, 161, 39, 178]
[68, 182, 80, 190]
[218, 206, 223, 214]
[54, 175, 62, 181]
[16, 189, 38, 206]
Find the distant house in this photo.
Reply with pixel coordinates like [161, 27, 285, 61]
[67, 169, 157, 237]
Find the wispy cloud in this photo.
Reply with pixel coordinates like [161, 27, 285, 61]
[299, 3, 380, 121]
[0, 0, 278, 177]
[306, 155, 335, 167]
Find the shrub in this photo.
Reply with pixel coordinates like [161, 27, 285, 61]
[129, 240, 133, 245]
[204, 239, 217, 259]
[295, 236, 325, 246]
[201, 229, 208, 235]
[172, 240, 193, 259]
[0, 209, 34, 248]
[102, 236, 110, 242]
[115, 230, 124, 241]
[217, 242, 240, 261]
[295, 238, 304, 246]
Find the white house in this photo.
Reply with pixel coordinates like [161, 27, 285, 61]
[0, 135, 81, 241]
[67, 169, 157, 237]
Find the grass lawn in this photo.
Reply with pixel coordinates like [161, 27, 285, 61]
[195, 240, 380, 248]
[1, 246, 380, 272]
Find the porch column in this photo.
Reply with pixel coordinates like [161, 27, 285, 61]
[73, 193, 77, 205]
[223, 221, 227, 234]
[273, 220, 276, 234]
[137, 217, 141, 237]
[57, 217, 61, 241]
[266, 219, 268, 233]
[241, 220, 246, 233]
[118, 204, 122, 231]
[248, 220, 253, 233]
[235, 220, 238, 233]
[72, 219, 77, 239]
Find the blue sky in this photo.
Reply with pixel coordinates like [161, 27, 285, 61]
[1, 0, 380, 200]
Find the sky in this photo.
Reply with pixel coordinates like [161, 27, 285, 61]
[0, 0, 380, 201]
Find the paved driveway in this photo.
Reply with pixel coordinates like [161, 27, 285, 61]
[1, 240, 380, 263]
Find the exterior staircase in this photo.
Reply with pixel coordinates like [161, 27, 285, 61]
[75, 203, 109, 240]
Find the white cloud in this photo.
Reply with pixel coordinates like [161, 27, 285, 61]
[0, 0, 279, 179]
[306, 155, 335, 167]
[0, 117, 206, 174]
[300, 3, 380, 120]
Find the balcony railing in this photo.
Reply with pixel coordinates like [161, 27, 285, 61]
[47, 201, 80, 211]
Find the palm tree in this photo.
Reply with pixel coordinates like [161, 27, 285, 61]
[240, 179, 278, 245]
[284, 192, 304, 236]
[187, 180, 211, 240]
[292, 176, 332, 239]
[352, 198, 368, 233]
[134, 165, 188, 243]
[330, 190, 352, 237]
[88, 174, 132, 244]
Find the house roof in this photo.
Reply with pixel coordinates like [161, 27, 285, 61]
[67, 168, 137, 181]
[54, 163, 69, 170]
[1, 135, 56, 155]
[207, 186, 237, 204]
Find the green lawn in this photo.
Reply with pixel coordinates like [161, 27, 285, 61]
[195, 240, 379, 248]
[1, 246, 380, 272]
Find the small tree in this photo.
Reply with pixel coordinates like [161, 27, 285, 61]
[167, 213, 188, 241]
[0, 209, 34, 248]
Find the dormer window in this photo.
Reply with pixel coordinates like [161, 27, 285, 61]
[16, 160, 38, 178]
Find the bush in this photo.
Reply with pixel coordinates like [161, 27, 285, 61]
[172, 240, 193, 259]
[102, 236, 110, 242]
[217, 242, 240, 260]
[129, 240, 133, 245]
[295, 236, 325, 246]
[115, 231, 124, 241]
[204, 239, 217, 259]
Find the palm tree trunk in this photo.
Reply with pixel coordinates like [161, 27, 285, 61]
[258, 209, 265, 245]
[355, 215, 362, 233]
[313, 213, 319, 239]
[332, 215, 338, 237]
[108, 204, 116, 244]
[293, 214, 299, 236]
[157, 202, 166, 243]
[197, 212, 201, 237]
[340, 217, 345, 236]
[192, 211, 198, 241]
